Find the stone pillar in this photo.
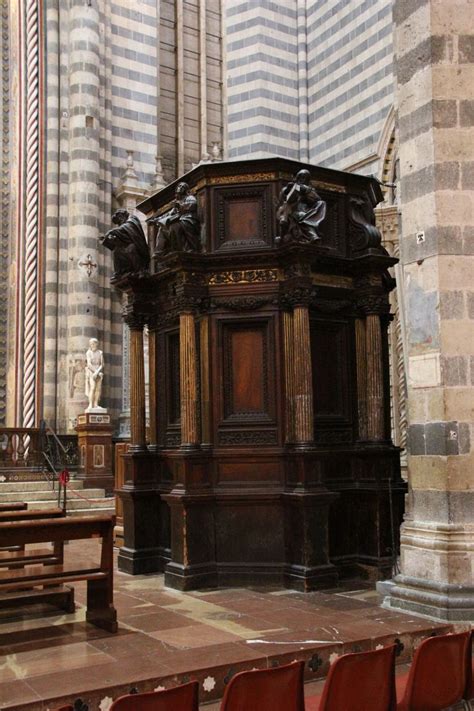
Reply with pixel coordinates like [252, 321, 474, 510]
[129, 324, 147, 453]
[179, 311, 199, 449]
[293, 305, 314, 446]
[282, 310, 295, 444]
[366, 313, 385, 441]
[386, 0, 474, 620]
[65, 0, 101, 431]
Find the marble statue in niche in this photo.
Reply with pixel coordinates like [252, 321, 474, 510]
[149, 182, 201, 256]
[85, 338, 105, 412]
[276, 169, 326, 244]
[100, 209, 150, 278]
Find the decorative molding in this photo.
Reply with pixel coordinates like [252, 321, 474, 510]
[211, 296, 277, 312]
[21, 0, 42, 427]
[218, 430, 277, 446]
[208, 269, 278, 285]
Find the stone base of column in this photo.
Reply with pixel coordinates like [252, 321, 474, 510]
[75, 413, 115, 493]
[384, 575, 474, 622]
[117, 452, 161, 575]
[382, 520, 474, 622]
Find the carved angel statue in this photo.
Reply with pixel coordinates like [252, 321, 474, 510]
[148, 181, 201, 256]
[100, 209, 150, 278]
[276, 169, 326, 244]
[85, 338, 104, 412]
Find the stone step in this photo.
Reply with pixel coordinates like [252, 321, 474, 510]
[0, 488, 106, 502]
[0, 479, 85, 493]
[29, 497, 115, 511]
[67, 507, 115, 518]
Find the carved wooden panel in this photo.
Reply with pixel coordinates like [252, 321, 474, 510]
[213, 185, 272, 250]
[214, 316, 278, 445]
[310, 317, 352, 428]
[156, 329, 181, 448]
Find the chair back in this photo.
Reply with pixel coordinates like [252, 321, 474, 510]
[110, 682, 199, 711]
[399, 630, 471, 711]
[317, 645, 396, 711]
[220, 660, 305, 711]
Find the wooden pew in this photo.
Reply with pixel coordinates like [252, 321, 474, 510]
[0, 502, 27, 512]
[0, 508, 65, 557]
[0, 507, 64, 522]
[0, 514, 117, 632]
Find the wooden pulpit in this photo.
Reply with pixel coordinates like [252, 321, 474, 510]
[112, 157, 405, 591]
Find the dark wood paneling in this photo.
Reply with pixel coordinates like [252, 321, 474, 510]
[230, 327, 264, 414]
[311, 317, 352, 424]
[213, 184, 273, 250]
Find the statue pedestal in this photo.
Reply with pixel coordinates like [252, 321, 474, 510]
[76, 413, 115, 493]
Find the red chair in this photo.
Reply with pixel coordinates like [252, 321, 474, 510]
[396, 630, 471, 711]
[220, 660, 305, 711]
[305, 645, 396, 711]
[110, 682, 199, 710]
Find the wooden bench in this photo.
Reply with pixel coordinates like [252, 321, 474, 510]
[0, 508, 65, 556]
[0, 514, 117, 632]
[0, 502, 27, 512]
[0, 507, 64, 522]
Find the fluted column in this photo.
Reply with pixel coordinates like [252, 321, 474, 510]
[283, 310, 295, 444]
[355, 317, 368, 440]
[293, 305, 314, 446]
[148, 329, 158, 452]
[180, 312, 199, 448]
[200, 315, 211, 448]
[129, 324, 147, 452]
[366, 313, 385, 441]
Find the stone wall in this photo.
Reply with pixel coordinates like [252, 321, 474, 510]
[387, 0, 474, 620]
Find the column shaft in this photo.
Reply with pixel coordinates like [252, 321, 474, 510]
[366, 313, 385, 441]
[355, 317, 368, 440]
[283, 310, 295, 443]
[200, 316, 211, 447]
[129, 327, 146, 451]
[180, 312, 199, 447]
[293, 305, 313, 445]
[148, 329, 158, 449]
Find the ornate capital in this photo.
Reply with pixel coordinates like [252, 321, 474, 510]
[280, 285, 317, 310]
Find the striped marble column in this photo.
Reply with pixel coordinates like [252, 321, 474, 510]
[387, 0, 474, 621]
[65, 0, 101, 431]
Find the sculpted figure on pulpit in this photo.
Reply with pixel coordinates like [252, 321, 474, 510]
[100, 209, 150, 278]
[149, 182, 201, 256]
[276, 169, 326, 245]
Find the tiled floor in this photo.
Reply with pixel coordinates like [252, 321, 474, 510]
[0, 540, 456, 710]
